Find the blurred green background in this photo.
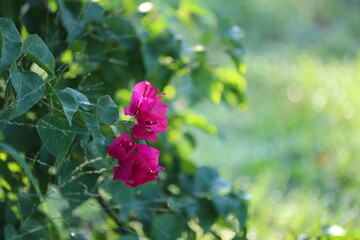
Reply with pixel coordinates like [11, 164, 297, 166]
[188, 0, 360, 238]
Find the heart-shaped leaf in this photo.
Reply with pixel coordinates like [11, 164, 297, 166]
[10, 66, 45, 118]
[55, 89, 78, 126]
[23, 34, 55, 75]
[96, 95, 119, 124]
[36, 114, 76, 161]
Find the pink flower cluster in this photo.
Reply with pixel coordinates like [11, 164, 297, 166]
[107, 81, 168, 187]
[124, 81, 168, 142]
[107, 133, 164, 187]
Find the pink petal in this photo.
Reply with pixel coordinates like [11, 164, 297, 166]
[130, 163, 159, 186]
[124, 80, 167, 118]
[124, 91, 142, 116]
[132, 123, 158, 142]
[137, 144, 161, 166]
[137, 172, 159, 186]
[146, 117, 167, 133]
[139, 97, 168, 117]
[112, 145, 164, 187]
[107, 133, 137, 164]
[135, 81, 159, 98]
[150, 99, 168, 117]
[155, 165, 165, 171]
[113, 165, 133, 182]
[106, 145, 127, 161]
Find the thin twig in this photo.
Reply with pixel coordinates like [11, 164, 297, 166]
[96, 195, 129, 235]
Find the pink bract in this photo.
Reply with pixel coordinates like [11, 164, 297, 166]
[124, 81, 168, 142]
[132, 116, 168, 142]
[106, 133, 137, 165]
[107, 133, 164, 187]
[112, 144, 165, 187]
[124, 81, 164, 116]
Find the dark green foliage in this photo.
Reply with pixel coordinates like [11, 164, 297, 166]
[9, 66, 45, 118]
[151, 214, 184, 240]
[36, 114, 76, 161]
[0, 1, 248, 239]
[55, 89, 78, 126]
[96, 95, 119, 125]
[0, 18, 22, 72]
[23, 34, 56, 75]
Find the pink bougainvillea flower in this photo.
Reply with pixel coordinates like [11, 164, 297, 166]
[107, 133, 164, 187]
[132, 115, 168, 142]
[124, 81, 168, 142]
[139, 96, 168, 118]
[112, 144, 165, 187]
[106, 133, 137, 165]
[124, 80, 166, 116]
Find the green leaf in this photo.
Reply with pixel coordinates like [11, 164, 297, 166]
[96, 95, 119, 124]
[57, 0, 85, 42]
[59, 162, 100, 209]
[19, 193, 34, 219]
[181, 159, 197, 176]
[237, 200, 248, 230]
[55, 89, 78, 126]
[209, 177, 240, 222]
[0, 18, 22, 72]
[10, 66, 45, 118]
[180, 197, 198, 218]
[211, 177, 232, 194]
[107, 180, 135, 221]
[83, 2, 105, 21]
[36, 114, 76, 161]
[4, 224, 18, 240]
[19, 218, 49, 239]
[5, 202, 17, 224]
[136, 181, 163, 200]
[219, 21, 245, 69]
[92, 128, 114, 157]
[83, 112, 99, 132]
[95, 16, 138, 49]
[210, 192, 239, 218]
[191, 61, 215, 100]
[0, 1, 22, 20]
[194, 166, 219, 197]
[142, 44, 158, 76]
[91, 128, 107, 157]
[62, 87, 93, 110]
[22, 34, 55, 75]
[0, 143, 43, 200]
[48, 218, 61, 240]
[197, 199, 217, 233]
[135, 182, 164, 222]
[151, 214, 183, 240]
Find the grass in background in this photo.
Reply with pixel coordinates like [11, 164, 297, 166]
[189, 0, 360, 238]
[192, 51, 360, 238]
